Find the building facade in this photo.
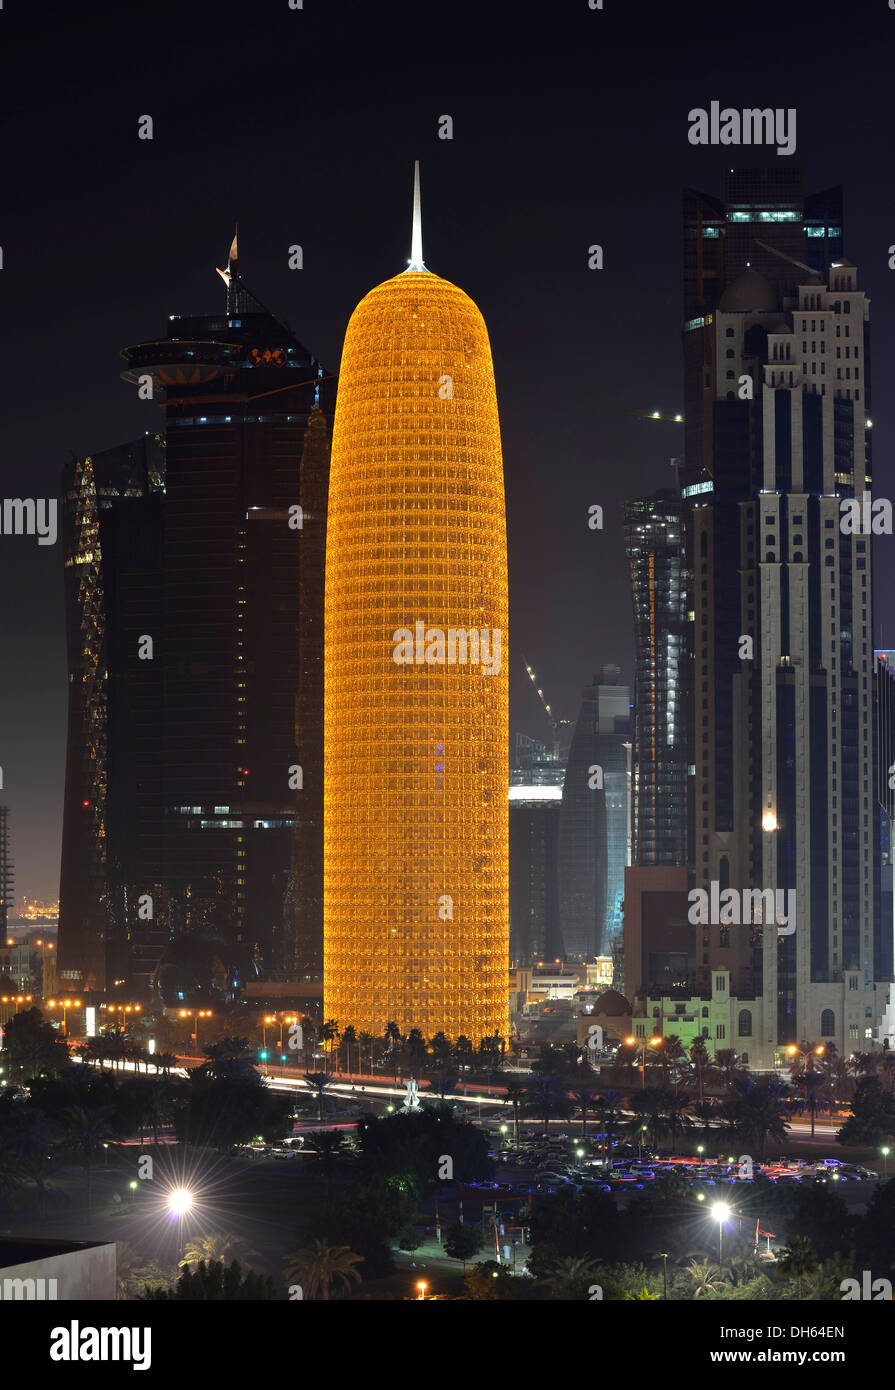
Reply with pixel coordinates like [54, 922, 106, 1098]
[679, 170, 891, 1062]
[558, 666, 631, 961]
[323, 169, 509, 1040]
[624, 490, 691, 867]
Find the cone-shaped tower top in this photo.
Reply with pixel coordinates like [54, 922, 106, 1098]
[405, 160, 427, 273]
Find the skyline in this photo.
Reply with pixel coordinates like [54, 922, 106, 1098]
[4, 0, 895, 905]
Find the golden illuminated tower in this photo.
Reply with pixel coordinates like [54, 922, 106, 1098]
[324, 164, 508, 1041]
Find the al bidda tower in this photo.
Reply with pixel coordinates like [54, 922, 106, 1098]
[323, 165, 509, 1040]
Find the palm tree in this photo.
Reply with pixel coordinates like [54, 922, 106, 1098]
[795, 1069, 830, 1137]
[64, 1104, 114, 1216]
[571, 1083, 596, 1138]
[500, 1078, 527, 1145]
[180, 1232, 262, 1271]
[10, 1109, 59, 1219]
[663, 1090, 693, 1153]
[308, 1129, 345, 1200]
[384, 1022, 403, 1082]
[712, 1048, 745, 1094]
[775, 1235, 819, 1289]
[406, 1028, 427, 1072]
[305, 1072, 334, 1124]
[357, 1031, 374, 1076]
[429, 1031, 452, 1072]
[723, 1075, 789, 1158]
[340, 1025, 358, 1076]
[283, 1241, 363, 1301]
[540, 1254, 602, 1295]
[684, 1259, 724, 1297]
[661, 1034, 688, 1091]
[153, 1051, 178, 1077]
[690, 1037, 709, 1106]
[525, 1075, 571, 1135]
[592, 1089, 623, 1164]
[318, 1020, 339, 1064]
[454, 1035, 474, 1074]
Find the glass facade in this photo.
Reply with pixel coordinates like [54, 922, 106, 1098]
[624, 491, 690, 867]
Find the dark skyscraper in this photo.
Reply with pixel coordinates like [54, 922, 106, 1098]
[558, 666, 630, 961]
[509, 736, 564, 965]
[59, 435, 165, 993]
[624, 489, 690, 867]
[60, 241, 334, 995]
[679, 171, 890, 1061]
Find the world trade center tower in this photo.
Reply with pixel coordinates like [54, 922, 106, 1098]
[324, 165, 509, 1040]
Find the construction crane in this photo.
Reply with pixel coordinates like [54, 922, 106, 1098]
[629, 409, 685, 423]
[521, 656, 572, 761]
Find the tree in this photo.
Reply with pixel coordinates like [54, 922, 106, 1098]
[775, 1235, 819, 1288]
[305, 1072, 334, 1124]
[837, 1076, 895, 1148]
[144, 1259, 275, 1300]
[592, 1089, 623, 1163]
[464, 1260, 516, 1299]
[283, 1241, 363, 1300]
[180, 1233, 262, 1271]
[571, 1083, 596, 1138]
[2, 1009, 69, 1081]
[525, 1075, 571, 1135]
[795, 1069, 830, 1138]
[115, 1242, 176, 1300]
[539, 1253, 603, 1300]
[684, 1259, 724, 1298]
[443, 1222, 482, 1270]
[340, 1025, 358, 1076]
[500, 1078, 527, 1145]
[712, 1048, 746, 1094]
[63, 1104, 114, 1215]
[429, 1031, 452, 1072]
[690, 1037, 709, 1106]
[384, 1022, 403, 1082]
[406, 1028, 427, 1072]
[308, 1130, 345, 1200]
[723, 1075, 789, 1157]
[9, 1108, 60, 1219]
[453, 1035, 474, 1073]
[318, 1020, 339, 1064]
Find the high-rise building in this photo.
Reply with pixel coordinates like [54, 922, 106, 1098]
[323, 166, 509, 1040]
[59, 243, 334, 996]
[624, 490, 690, 867]
[558, 666, 631, 962]
[59, 436, 165, 994]
[0, 807, 13, 945]
[679, 170, 891, 1061]
[509, 737, 564, 966]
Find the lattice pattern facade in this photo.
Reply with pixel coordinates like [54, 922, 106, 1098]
[324, 270, 509, 1040]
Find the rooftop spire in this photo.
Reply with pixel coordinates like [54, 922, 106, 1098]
[406, 160, 427, 273]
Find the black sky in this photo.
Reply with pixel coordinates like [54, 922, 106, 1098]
[2, 0, 895, 901]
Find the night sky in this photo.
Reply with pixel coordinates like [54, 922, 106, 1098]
[2, 0, 895, 902]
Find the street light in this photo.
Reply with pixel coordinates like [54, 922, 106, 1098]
[46, 998, 80, 1035]
[178, 1009, 212, 1054]
[625, 1034, 662, 1090]
[657, 1251, 669, 1300]
[712, 1201, 730, 1274]
[882, 1146, 890, 1179]
[416, 1280, 427, 1300]
[168, 1187, 193, 1260]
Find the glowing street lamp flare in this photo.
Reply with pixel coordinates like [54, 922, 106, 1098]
[168, 1189, 193, 1216]
[323, 165, 508, 1040]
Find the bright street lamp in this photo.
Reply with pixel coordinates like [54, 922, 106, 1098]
[712, 1201, 730, 1273]
[881, 1146, 890, 1178]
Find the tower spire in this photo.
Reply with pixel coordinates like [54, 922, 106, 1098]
[407, 160, 426, 273]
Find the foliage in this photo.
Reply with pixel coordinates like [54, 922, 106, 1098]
[143, 1258, 276, 1300]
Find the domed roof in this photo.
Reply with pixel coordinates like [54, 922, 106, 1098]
[719, 267, 778, 313]
[592, 988, 631, 1016]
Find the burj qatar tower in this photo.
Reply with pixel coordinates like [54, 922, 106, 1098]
[323, 165, 508, 1041]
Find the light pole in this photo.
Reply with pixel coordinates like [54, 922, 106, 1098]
[46, 997, 79, 1036]
[178, 1009, 212, 1055]
[625, 1034, 662, 1090]
[168, 1187, 193, 1262]
[881, 1146, 890, 1179]
[712, 1202, 730, 1276]
[657, 1250, 669, 1300]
